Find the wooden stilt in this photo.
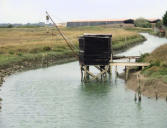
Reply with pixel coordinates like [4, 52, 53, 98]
[137, 77, 142, 102]
[83, 66, 87, 82]
[139, 95, 141, 102]
[108, 65, 111, 74]
[155, 89, 158, 100]
[126, 67, 129, 80]
[92, 65, 109, 81]
[80, 64, 111, 82]
[86, 66, 90, 80]
[134, 93, 137, 102]
[80, 66, 83, 82]
[109, 65, 112, 81]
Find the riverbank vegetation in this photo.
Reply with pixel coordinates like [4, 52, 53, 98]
[0, 26, 145, 68]
[139, 44, 167, 83]
[127, 44, 167, 98]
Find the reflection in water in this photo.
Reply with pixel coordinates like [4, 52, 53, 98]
[81, 81, 111, 95]
[0, 34, 167, 128]
[0, 97, 2, 111]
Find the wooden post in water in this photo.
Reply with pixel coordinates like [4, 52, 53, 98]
[155, 89, 158, 100]
[83, 66, 87, 82]
[115, 66, 118, 77]
[125, 66, 129, 80]
[80, 65, 84, 82]
[137, 74, 142, 102]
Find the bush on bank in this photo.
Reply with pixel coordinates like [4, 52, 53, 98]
[141, 44, 167, 83]
[134, 18, 152, 28]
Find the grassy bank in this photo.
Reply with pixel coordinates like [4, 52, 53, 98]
[124, 27, 153, 33]
[0, 26, 145, 68]
[126, 44, 167, 99]
[139, 44, 167, 83]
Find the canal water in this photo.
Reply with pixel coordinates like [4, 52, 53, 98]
[0, 33, 167, 128]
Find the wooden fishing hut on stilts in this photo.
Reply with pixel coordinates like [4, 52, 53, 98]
[79, 34, 113, 82]
[45, 11, 150, 85]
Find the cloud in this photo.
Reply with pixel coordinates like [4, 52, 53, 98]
[0, 0, 167, 23]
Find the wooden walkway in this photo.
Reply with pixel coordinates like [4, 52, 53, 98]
[110, 62, 150, 80]
[113, 56, 140, 60]
[110, 62, 150, 67]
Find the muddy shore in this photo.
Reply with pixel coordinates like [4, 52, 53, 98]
[126, 71, 167, 99]
[0, 55, 76, 87]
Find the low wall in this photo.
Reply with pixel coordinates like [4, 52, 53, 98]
[67, 21, 124, 27]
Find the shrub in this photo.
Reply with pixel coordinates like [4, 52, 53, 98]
[8, 24, 13, 28]
[134, 18, 152, 28]
[17, 53, 22, 56]
[137, 53, 150, 62]
[9, 51, 14, 55]
[43, 46, 51, 51]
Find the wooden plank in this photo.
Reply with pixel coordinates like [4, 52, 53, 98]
[110, 62, 150, 67]
[113, 56, 140, 60]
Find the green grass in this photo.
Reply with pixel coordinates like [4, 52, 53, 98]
[112, 35, 145, 50]
[141, 44, 167, 83]
[124, 27, 153, 33]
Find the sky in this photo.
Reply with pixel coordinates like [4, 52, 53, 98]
[0, 0, 167, 23]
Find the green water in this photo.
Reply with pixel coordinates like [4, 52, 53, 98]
[0, 33, 167, 128]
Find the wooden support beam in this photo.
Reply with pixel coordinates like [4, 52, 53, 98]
[115, 66, 118, 77]
[92, 66, 109, 80]
[81, 64, 112, 82]
[80, 66, 83, 82]
[94, 66, 101, 71]
[83, 66, 99, 80]
[83, 66, 87, 81]
[110, 62, 150, 67]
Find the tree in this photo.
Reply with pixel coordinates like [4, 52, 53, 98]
[7, 24, 13, 28]
[134, 18, 151, 28]
[156, 20, 163, 28]
[163, 11, 167, 26]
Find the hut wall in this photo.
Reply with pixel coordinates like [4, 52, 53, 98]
[79, 35, 112, 65]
